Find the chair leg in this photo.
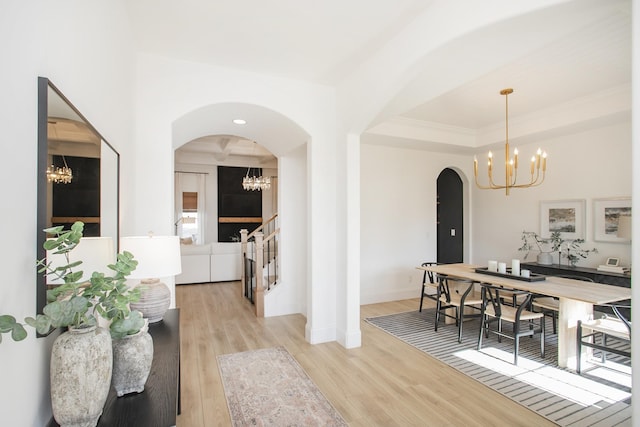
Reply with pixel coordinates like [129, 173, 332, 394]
[419, 285, 425, 312]
[576, 320, 582, 374]
[458, 309, 463, 343]
[552, 311, 557, 334]
[540, 315, 545, 359]
[434, 298, 441, 332]
[477, 314, 485, 350]
[513, 322, 520, 365]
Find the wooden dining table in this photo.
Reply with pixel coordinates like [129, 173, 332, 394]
[417, 263, 632, 369]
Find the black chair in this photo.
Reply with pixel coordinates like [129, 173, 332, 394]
[532, 275, 594, 334]
[577, 304, 631, 374]
[418, 262, 438, 312]
[435, 276, 483, 343]
[478, 285, 545, 365]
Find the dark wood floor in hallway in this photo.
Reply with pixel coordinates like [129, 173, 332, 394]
[176, 281, 554, 426]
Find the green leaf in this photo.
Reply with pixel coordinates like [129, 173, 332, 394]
[0, 315, 18, 332]
[43, 225, 65, 234]
[11, 324, 27, 341]
[110, 311, 144, 339]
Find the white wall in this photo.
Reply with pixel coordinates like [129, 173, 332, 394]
[0, 1, 134, 425]
[266, 144, 308, 316]
[472, 121, 632, 268]
[360, 144, 472, 304]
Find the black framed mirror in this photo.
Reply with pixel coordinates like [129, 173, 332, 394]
[36, 77, 120, 319]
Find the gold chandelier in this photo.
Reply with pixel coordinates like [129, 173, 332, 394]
[46, 156, 73, 184]
[474, 88, 547, 195]
[242, 168, 270, 191]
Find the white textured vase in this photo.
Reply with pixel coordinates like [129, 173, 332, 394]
[130, 279, 171, 323]
[537, 252, 553, 265]
[50, 325, 112, 427]
[112, 323, 154, 397]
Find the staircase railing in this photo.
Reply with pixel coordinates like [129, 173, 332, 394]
[241, 214, 279, 317]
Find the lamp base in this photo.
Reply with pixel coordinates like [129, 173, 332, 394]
[130, 279, 170, 323]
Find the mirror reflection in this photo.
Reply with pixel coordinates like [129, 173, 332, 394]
[36, 77, 119, 317]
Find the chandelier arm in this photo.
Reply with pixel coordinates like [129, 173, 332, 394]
[511, 172, 545, 189]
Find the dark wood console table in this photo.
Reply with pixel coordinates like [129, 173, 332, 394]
[521, 263, 631, 318]
[521, 263, 630, 288]
[49, 309, 181, 427]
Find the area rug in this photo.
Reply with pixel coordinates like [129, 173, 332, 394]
[217, 346, 347, 426]
[365, 309, 631, 427]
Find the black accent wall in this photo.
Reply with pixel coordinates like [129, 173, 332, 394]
[217, 166, 262, 242]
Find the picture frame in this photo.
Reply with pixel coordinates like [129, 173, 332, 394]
[593, 198, 631, 243]
[540, 199, 585, 240]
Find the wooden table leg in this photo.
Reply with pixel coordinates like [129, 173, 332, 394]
[558, 298, 593, 369]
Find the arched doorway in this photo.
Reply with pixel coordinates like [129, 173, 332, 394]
[437, 168, 463, 264]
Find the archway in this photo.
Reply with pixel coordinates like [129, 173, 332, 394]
[171, 103, 311, 318]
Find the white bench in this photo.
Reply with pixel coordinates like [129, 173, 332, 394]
[576, 308, 631, 374]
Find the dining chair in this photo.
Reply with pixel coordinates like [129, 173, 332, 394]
[419, 262, 439, 312]
[576, 303, 631, 374]
[478, 284, 545, 365]
[532, 275, 594, 334]
[435, 276, 483, 343]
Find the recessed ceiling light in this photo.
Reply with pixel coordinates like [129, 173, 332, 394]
[233, 119, 247, 125]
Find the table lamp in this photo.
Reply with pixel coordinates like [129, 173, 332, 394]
[46, 237, 115, 285]
[120, 235, 182, 323]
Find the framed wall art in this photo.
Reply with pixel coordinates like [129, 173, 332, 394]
[540, 199, 585, 240]
[593, 198, 631, 243]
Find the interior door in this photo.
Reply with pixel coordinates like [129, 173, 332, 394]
[437, 168, 463, 263]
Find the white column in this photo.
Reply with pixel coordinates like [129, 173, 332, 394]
[343, 133, 362, 348]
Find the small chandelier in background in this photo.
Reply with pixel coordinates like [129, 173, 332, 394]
[242, 168, 271, 191]
[474, 88, 547, 195]
[47, 156, 73, 184]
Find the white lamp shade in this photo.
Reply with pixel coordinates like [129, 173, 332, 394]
[120, 235, 182, 279]
[46, 237, 115, 285]
[617, 215, 632, 240]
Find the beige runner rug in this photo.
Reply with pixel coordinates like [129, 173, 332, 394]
[217, 346, 347, 426]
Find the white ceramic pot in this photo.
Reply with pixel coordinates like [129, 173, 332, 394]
[112, 323, 154, 397]
[537, 252, 553, 265]
[50, 325, 112, 427]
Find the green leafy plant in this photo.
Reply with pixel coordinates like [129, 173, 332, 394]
[558, 238, 598, 266]
[519, 230, 596, 266]
[92, 251, 145, 339]
[518, 231, 563, 259]
[1, 222, 144, 343]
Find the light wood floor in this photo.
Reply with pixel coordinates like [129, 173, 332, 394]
[176, 282, 555, 426]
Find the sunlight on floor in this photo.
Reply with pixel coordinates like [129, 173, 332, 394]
[454, 347, 631, 407]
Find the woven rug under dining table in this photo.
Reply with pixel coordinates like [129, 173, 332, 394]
[365, 309, 631, 427]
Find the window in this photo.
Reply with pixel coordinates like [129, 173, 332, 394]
[179, 192, 199, 243]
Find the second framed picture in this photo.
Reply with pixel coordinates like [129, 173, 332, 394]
[593, 198, 631, 243]
[540, 199, 585, 240]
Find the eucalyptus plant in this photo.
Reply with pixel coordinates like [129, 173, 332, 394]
[518, 231, 563, 259]
[0, 221, 144, 343]
[518, 230, 597, 266]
